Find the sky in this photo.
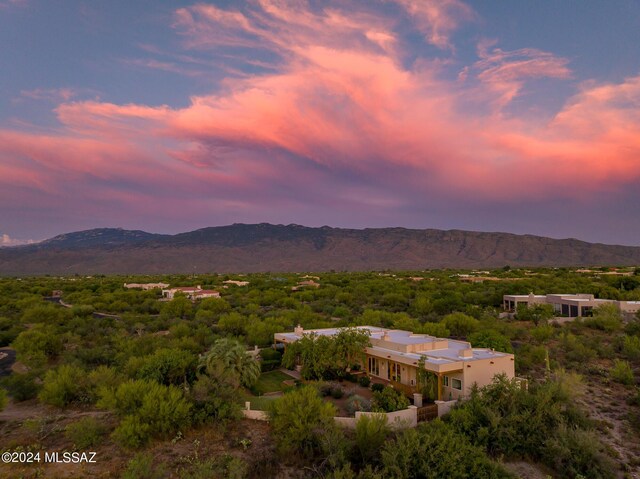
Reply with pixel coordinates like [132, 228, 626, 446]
[1, 0, 640, 246]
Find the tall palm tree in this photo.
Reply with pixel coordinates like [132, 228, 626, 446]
[199, 338, 261, 388]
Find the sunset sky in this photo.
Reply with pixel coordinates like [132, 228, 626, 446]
[1, 0, 639, 246]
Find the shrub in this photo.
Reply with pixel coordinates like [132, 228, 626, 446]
[0, 388, 7, 412]
[112, 415, 152, 449]
[268, 386, 337, 457]
[39, 365, 89, 407]
[544, 426, 616, 479]
[371, 383, 385, 393]
[468, 330, 513, 353]
[622, 335, 640, 361]
[99, 380, 192, 448]
[181, 455, 248, 479]
[134, 348, 197, 386]
[260, 348, 282, 362]
[320, 383, 333, 397]
[12, 325, 63, 367]
[346, 395, 371, 415]
[122, 453, 167, 479]
[517, 304, 554, 325]
[65, 417, 106, 449]
[611, 360, 635, 386]
[261, 360, 281, 372]
[442, 313, 479, 337]
[584, 304, 622, 332]
[331, 387, 344, 399]
[358, 376, 371, 388]
[1, 373, 40, 401]
[419, 321, 450, 338]
[355, 414, 389, 465]
[530, 324, 555, 343]
[371, 387, 410, 413]
[344, 373, 357, 383]
[380, 421, 512, 478]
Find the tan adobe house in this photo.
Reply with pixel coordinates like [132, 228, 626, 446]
[162, 286, 220, 300]
[274, 326, 515, 401]
[124, 282, 169, 290]
[503, 293, 640, 318]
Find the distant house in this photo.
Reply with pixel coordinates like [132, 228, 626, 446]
[503, 293, 640, 319]
[223, 280, 250, 287]
[124, 282, 169, 290]
[191, 289, 221, 300]
[291, 280, 320, 291]
[162, 286, 220, 300]
[274, 326, 516, 401]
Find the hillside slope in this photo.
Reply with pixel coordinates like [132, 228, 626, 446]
[1, 224, 639, 274]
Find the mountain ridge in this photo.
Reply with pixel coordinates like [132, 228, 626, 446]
[1, 223, 639, 275]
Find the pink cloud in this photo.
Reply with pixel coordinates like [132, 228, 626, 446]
[392, 0, 475, 49]
[468, 46, 572, 109]
[19, 88, 78, 102]
[1, 0, 639, 229]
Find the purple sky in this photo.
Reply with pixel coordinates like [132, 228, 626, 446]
[1, 0, 640, 246]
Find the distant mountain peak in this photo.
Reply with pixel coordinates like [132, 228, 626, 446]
[1, 223, 638, 275]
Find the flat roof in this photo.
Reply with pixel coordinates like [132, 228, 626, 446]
[274, 326, 512, 367]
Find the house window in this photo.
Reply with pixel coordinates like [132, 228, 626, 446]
[443, 376, 449, 387]
[452, 378, 462, 390]
[391, 363, 401, 382]
[368, 357, 379, 376]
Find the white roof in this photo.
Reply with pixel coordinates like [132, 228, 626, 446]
[274, 326, 511, 367]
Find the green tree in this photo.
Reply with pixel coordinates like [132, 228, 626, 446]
[39, 365, 88, 407]
[380, 421, 512, 479]
[134, 348, 197, 386]
[282, 328, 370, 380]
[12, 325, 63, 367]
[99, 379, 191, 448]
[268, 386, 337, 457]
[416, 356, 438, 401]
[443, 313, 479, 338]
[199, 338, 261, 388]
[418, 322, 450, 338]
[468, 330, 513, 353]
[585, 304, 622, 332]
[371, 386, 410, 413]
[1, 372, 40, 401]
[355, 414, 390, 466]
[516, 304, 554, 325]
[160, 295, 192, 320]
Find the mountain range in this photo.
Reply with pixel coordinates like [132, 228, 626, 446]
[1, 223, 639, 275]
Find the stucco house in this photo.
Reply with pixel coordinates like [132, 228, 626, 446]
[162, 286, 220, 300]
[503, 293, 640, 319]
[274, 325, 516, 401]
[124, 282, 169, 290]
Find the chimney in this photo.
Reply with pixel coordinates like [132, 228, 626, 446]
[382, 331, 390, 341]
[294, 324, 304, 336]
[458, 348, 473, 358]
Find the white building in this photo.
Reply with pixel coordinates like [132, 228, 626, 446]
[275, 326, 516, 401]
[503, 293, 640, 318]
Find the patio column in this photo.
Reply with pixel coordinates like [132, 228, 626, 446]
[437, 373, 442, 401]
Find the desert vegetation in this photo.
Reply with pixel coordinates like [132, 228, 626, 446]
[0, 267, 639, 477]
